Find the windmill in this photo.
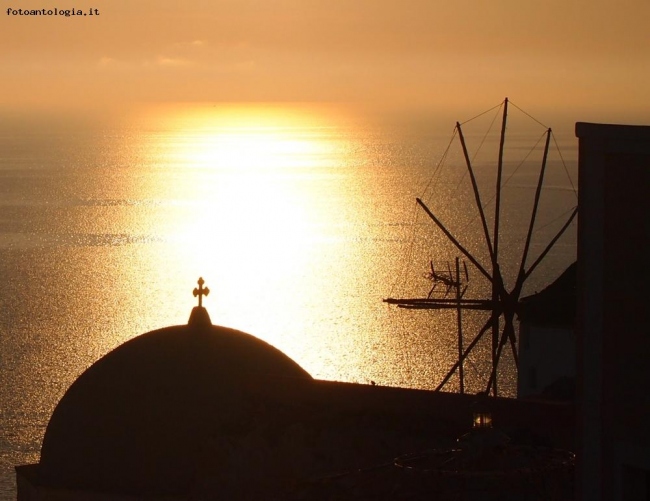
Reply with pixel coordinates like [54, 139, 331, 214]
[385, 98, 578, 397]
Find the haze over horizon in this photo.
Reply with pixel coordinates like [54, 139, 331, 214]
[2, 0, 649, 128]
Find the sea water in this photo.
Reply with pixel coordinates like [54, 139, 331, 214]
[0, 104, 578, 499]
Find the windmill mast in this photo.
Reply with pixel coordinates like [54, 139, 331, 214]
[455, 257, 465, 394]
[491, 97, 508, 396]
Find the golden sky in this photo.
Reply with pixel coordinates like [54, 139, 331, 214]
[2, 0, 649, 124]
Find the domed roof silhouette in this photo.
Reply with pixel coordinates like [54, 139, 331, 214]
[38, 280, 312, 496]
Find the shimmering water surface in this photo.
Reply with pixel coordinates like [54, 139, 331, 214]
[0, 104, 577, 498]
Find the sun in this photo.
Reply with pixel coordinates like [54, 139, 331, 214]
[139, 103, 346, 318]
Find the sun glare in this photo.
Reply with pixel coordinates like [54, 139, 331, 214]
[184, 129, 332, 171]
[141, 104, 348, 333]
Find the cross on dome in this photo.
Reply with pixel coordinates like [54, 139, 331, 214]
[193, 277, 210, 307]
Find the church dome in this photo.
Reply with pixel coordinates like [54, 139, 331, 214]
[38, 283, 312, 497]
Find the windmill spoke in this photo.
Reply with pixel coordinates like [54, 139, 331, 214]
[524, 206, 578, 282]
[510, 329, 519, 366]
[435, 311, 498, 392]
[457, 122, 495, 261]
[416, 198, 493, 283]
[514, 128, 552, 299]
[486, 312, 517, 393]
[493, 97, 508, 268]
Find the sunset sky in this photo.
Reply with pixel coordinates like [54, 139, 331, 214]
[2, 0, 649, 126]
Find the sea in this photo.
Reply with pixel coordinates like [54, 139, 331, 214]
[0, 102, 578, 499]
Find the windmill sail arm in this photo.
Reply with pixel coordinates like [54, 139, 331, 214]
[435, 311, 497, 391]
[493, 97, 509, 263]
[457, 122, 495, 261]
[383, 297, 494, 310]
[523, 206, 578, 282]
[516, 128, 552, 294]
[416, 198, 493, 283]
